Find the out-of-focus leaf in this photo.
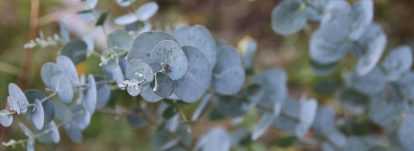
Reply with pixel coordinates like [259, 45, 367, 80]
[355, 23, 387, 76]
[108, 30, 133, 51]
[56, 55, 79, 85]
[252, 113, 276, 140]
[135, 2, 158, 21]
[0, 110, 13, 127]
[7, 83, 29, 114]
[116, 0, 135, 7]
[96, 78, 111, 109]
[83, 75, 97, 113]
[83, 0, 98, 10]
[61, 40, 88, 64]
[213, 42, 245, 95]
[398, 112, 414, 151]
[350, 0, 374, 40]
[64, 124, 83, 143]
[382, 46, 413, 81]
[344, 67, 386, 96]
[95, 12, 108, 26]
[271, 0, 308, 35]
[238, 36, 257, 70]
[31, 100, 45, 130]
[253, 69, 288, 116]
[102, 59, 125, 85]
[38, 121, 60, 144]
[196, 128, 232, 151]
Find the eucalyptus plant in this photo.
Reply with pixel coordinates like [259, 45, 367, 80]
[1, 0, 413, 150]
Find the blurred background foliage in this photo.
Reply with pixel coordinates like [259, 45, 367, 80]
[0, 0, 413, 150]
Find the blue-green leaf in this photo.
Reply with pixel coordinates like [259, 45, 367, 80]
[213, 43, 245, 95]
[175, 46, 212, 103]
[174, 25, 217, 67]
[271, 0, 308, 35]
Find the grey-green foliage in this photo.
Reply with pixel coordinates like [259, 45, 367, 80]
[213, 42, 245, 95]
[174, 46, 212, 103]
[7, 0, 414, 151]
[271, 0, 308, 36]
[174, 25, 217, 67]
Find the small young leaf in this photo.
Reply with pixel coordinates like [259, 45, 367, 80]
[0, 111, 13, 127]
[8, 83, 29, 114]
[238, 36, 257, 69]
[134, 2, 158, 21]
[116, 0, 135, 7]
[31, 99, 45, 130]
[96, 79, 112, 109]
[83, 75, 97, 113]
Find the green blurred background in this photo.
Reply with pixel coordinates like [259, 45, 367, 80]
[0, 0, 414, 150]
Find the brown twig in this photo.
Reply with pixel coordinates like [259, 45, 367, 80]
[18, 0, 40, 88]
